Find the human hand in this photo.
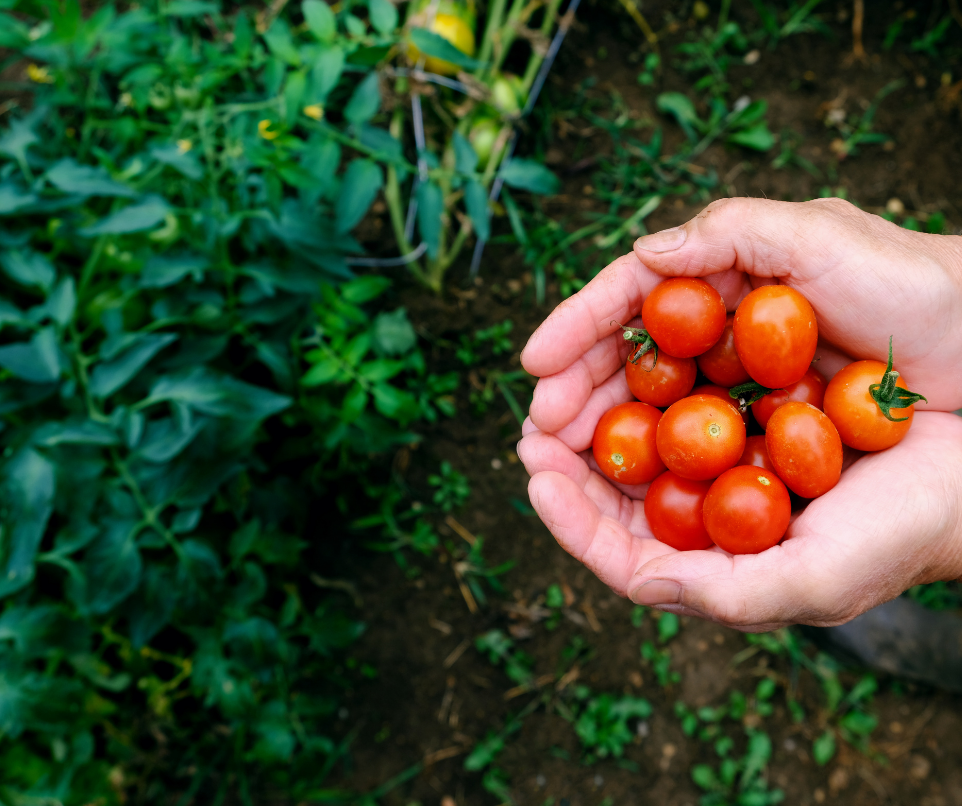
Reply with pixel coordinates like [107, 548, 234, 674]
[517, 198, 962, 630]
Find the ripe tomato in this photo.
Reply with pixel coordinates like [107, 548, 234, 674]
[765, 401, 842, 498]
[642, 278, 727, 358]
[733, 286, 817, 389]
[737, 435, 776, 474]
[823, 360, 917, 451]
[592, 402, 666, 485]
[696, 314, 750, 387]
[408, 0, 477, 75]
[691, 383, 749, 425]
[644, 471, 714, 551]
[656, 394, 746, 481]
[751, 367, 827, 430]
[626, 350, 696, 408]
[703, 466, 791, 554]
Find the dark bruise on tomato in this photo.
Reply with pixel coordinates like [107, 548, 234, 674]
[642, 278, 727, 358]
[591, 402, 666, 486]
[703, 466, 791, 555]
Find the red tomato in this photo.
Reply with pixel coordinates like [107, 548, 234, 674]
[696, 314, 750, 387]
[656, 394, 746, 481]
[642, 278, 727, 358]
[737, 435, 776, 474]
[644, 471, 714, 551]
[765, 401, 842, 498]
[692, 383, 749, 425]
[592, 402, 666, 485]
[751, 367, 827, 430]
[823, 360, 917, 451]
[626, 349, 697, 408]
[703, 466, 791, 554]
[733, 286, 817, 388]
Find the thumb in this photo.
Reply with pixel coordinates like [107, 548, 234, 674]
[632, 197, 864, 286]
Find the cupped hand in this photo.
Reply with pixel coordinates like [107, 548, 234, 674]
[517, 197, 962, 630]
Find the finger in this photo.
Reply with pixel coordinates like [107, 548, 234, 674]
[521, 416, 539, 437]
[520, 253, 664, 379]
[550, 365, 634, 453]
[528, 471, 673, 595]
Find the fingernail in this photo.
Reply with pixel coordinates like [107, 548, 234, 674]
[634, 227, 687, 254]
[630, 579, 682, 606]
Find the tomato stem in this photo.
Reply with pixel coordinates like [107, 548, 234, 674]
[617, 323, 659, 368]
[868, 336, 927, 422]
[728, 381, 777, 410]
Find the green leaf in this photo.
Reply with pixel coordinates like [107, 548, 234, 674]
[0, 328, 62, 383]
[136, 412, 206, 464]
[726, 121, 775, 152]
[372, 384, 417, 421]
[0, 183, 37, 215]
[45, 158, 138, 198]
[0, 449, 55, 599]
[465, 733, 504, 771]
[409, 27, 483, 70]
[756, 677, 777, 702]
[691, 764, 722, 792]
[144, 368, 291, 421]
[372, 308, 416, 355]
[416, 181, 443, 258]
[453, 131, 478, 174]
[0, 248, 56, 292]
[312, 45, 345, 98]
[150, 144, 204, 180]
[78, 195, 171, 236]
[343, 71, 381, 126]
[812, 729, 835, 766]
[839, 710, 877, 737]
[90, 333, 178, 398]
[657, 611, 679, 643]
[34, 419, 119, 447]
[33, 276, 76, 326]
[336, 159, 383, 233]
[263, 18, 301, 65]
[499, 159, 560, 195]
[72, 520, 142, 615]
[303, 0, 337, 42]
[302, 356, 341, 386]
[368, 0, 397, 34]
[464, 179, 490, 241]
[140, 254, 207, 288]
[656, 92, 701, 140]
[0, 119, 38, 165]
[164, 0, 219, 15]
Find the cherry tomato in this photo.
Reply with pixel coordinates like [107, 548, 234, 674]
[765, 401, 842, 498]
[644, 471, 714, 551]
[692, 383, 749, 425]
[737, 435, 776, 474]
[592, 402, 666, 485]
[626, 349, 696, 408]
[751, 367, 827, 430]
[408, 0, 477, 75]
[642, 278, 727, 358]
[703, 466, 791, 555]
[656, 394, 746, 481]
[733, 286, 817, 389]
[823, 360, 916, 451]
[696, 314, 750, 387]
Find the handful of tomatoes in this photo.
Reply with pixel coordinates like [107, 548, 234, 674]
[591, 278, 927, 555]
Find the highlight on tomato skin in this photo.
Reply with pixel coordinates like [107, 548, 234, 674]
[591, 401, 666, 486]
[626, 349, 697, 408]
[696, 313, 751, 387]
[655, 394, 747, 481]
[752, 366, 827, 430]
[641, 277, 727, 359]
[733, 285, 818, 389]
[765, 401, 843, 499]
[823, 359, 916, 451]
[644, 471, 715, 551]
[703, 466, 791, 555]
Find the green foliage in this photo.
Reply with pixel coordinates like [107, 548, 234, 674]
[476, 629, 534, 685]
[428, 461, 471, 511]
[564, 686, 651, 760]
[456, 319, 515, 366]
[691, 730, 785, 806]
[641, 640, 681, 687]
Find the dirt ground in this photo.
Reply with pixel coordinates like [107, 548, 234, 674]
[331, 3, 962, 805]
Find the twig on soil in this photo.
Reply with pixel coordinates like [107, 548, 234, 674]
[503, 673, 555, 700]
[423, 746, 465, 766]
[581, 597, 602, 633]
[430, 618, 454, 635]
[616, 0, 659, 55]
[555, 665, 580, 692]
[445, 515, 476, 546]
[443, 638, 472, 668]
[310, 574, 363, 608]
[851, 0, 866, 61]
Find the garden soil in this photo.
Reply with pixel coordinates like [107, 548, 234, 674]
[330, 3, 962, 805]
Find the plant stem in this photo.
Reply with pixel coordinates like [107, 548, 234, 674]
[476, 0, 509, 71]
[521, 0, 563, 92]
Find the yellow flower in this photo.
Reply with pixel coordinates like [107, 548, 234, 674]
[303, 104, 324, 121]
[27, 64, 53, 84]
[258, 119, 281, 140]
[177, 139, 193, 153]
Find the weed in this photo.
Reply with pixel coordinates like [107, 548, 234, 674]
[691, 730, 785, 806]
[476, 630, 535, 685]
[748, 0, 832, 49]
[564, 686, 652, 760]
[771, 128, 821, 177]
[641, 640, 681, 687]
[456, 320, 515, 366]
[428, 461, 471, 511]
[823, 80, 904, 160]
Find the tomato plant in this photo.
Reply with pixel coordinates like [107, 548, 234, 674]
[642, 278, 727, 358]
[691, 383, 749, 425]
[737, 435, 776, 474]
[752, 367, 827, 430]
[765, 402, 843, 498]
[696, 314, 750, 387]
[407, 0, 477, 75]
[644, 471, 714, 551]
[656, 394, 746, 481]
[733, 286, 817, 388]
[592, 402, 666, 485]
[703, 467, 791, 555]
[626, 349, 697, 408]
[823, 342, 927, 451]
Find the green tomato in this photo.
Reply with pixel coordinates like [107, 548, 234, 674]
[468, 118, 500, 168]
[490, 74, 524, 115]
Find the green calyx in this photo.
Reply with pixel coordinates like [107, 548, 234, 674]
[869, 336, 927, 422]
[619, 324, 659, 369]
[728, 381, 777, 410]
